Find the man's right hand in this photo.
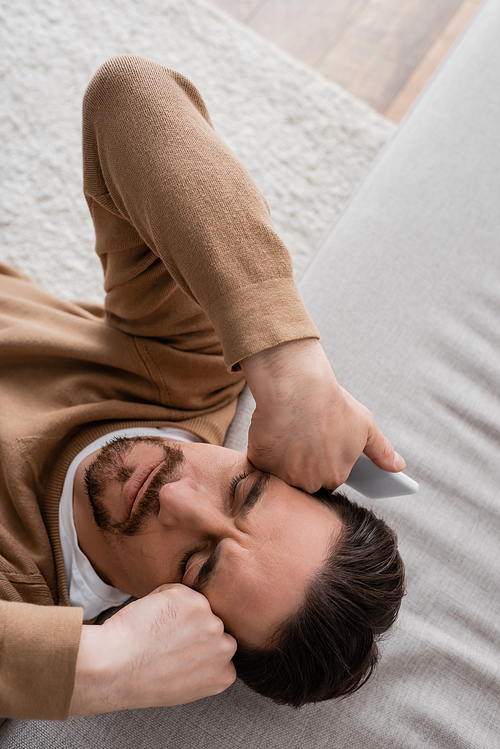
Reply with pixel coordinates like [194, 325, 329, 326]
[70, 584, 237, 716]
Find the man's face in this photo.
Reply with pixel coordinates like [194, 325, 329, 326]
[73, 436, 342, 647]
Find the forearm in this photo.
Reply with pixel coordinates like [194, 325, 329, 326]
[83, 56, 318, 371]
[0, 601, 82, 721]
[70, 625, 126, 717]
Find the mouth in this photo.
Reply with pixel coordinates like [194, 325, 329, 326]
[122, 460, 163, 515]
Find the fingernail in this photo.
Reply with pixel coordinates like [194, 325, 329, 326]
[394, 452, 406, 471]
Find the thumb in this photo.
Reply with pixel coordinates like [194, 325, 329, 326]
[364, 428, 406, 473]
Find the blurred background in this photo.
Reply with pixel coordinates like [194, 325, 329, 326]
[208, 0, 483, 121]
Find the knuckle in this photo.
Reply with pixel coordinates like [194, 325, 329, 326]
[225, 665, 237, 687]
[196, 592, 212, 610]
[218, 664, 237, 692]
[183, 587, 211, 612]
[383, 439, 395, 459]
[164, 582, 187, 598]
[208, 616, 225, 636]
[305, 478, 322, 494]
[336, 473, 349, 489]
[300, 469, 323, 494]
[166, 584, 194, 608]
[226, 637, 238, 658]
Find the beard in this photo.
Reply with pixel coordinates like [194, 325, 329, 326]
[83, 436, 185, 537]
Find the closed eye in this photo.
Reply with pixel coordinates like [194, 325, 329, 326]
[179, 545, 205, 579]
[190, 472, 272, 593]
[179, 470, 249, 580]
[228, 471, 248, 507]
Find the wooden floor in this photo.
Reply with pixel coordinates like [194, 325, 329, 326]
[207, 0, 483, 122]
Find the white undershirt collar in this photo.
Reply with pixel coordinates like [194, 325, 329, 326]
[58, 426, 204, 620]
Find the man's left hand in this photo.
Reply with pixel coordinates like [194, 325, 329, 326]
[240, 338, 406, 493]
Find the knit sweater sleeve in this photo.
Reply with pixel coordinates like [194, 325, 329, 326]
[0, 601, 83, 720]
[82, 56, 319, 371]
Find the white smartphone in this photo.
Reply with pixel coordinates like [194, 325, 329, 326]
[343, 453, 419, 499]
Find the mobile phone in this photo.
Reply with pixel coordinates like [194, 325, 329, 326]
[344, 453, 419, 499]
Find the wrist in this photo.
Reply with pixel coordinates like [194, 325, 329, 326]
[241, 338, 336, 403]
[70, 624, 118, 717]
[241, 337, 317, 378]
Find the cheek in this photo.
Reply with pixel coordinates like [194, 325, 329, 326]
[107, 537, 175, 595]
[202, 552, 263, 624]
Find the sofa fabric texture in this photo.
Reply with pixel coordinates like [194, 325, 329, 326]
[2, 0, 499, 745]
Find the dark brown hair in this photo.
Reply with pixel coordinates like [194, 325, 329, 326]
[233, 490, 405, 707]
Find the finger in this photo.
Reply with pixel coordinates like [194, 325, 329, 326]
[222, 662, 237, 689]
[224, 631, 238, 658]
[364, 427, 406, 472]
[211, 662, 237, 697]
[152, 583, 208, 602]
[150, 583, 178, 594]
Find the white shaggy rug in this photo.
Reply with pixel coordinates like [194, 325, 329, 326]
[0, 0, 395, 303]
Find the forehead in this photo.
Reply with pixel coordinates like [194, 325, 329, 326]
[202, 477, 343, 647]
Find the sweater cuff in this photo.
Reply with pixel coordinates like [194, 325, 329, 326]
[210, 278, 320, 371]
[0, 602, 83, 720]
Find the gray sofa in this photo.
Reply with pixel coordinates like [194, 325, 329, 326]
[3, 0, 499, 746]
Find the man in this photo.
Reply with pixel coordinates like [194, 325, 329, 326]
[0, 55, 405, 720]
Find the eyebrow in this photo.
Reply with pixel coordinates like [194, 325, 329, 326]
[191, 471, 271, 593]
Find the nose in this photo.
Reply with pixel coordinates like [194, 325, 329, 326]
[157, 477, 228, 535]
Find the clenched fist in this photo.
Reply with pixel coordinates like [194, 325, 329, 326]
[241, 338, 405, 493]
[71, 584, 237, 716]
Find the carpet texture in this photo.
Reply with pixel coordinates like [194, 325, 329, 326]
[1, 0, 395, 300]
